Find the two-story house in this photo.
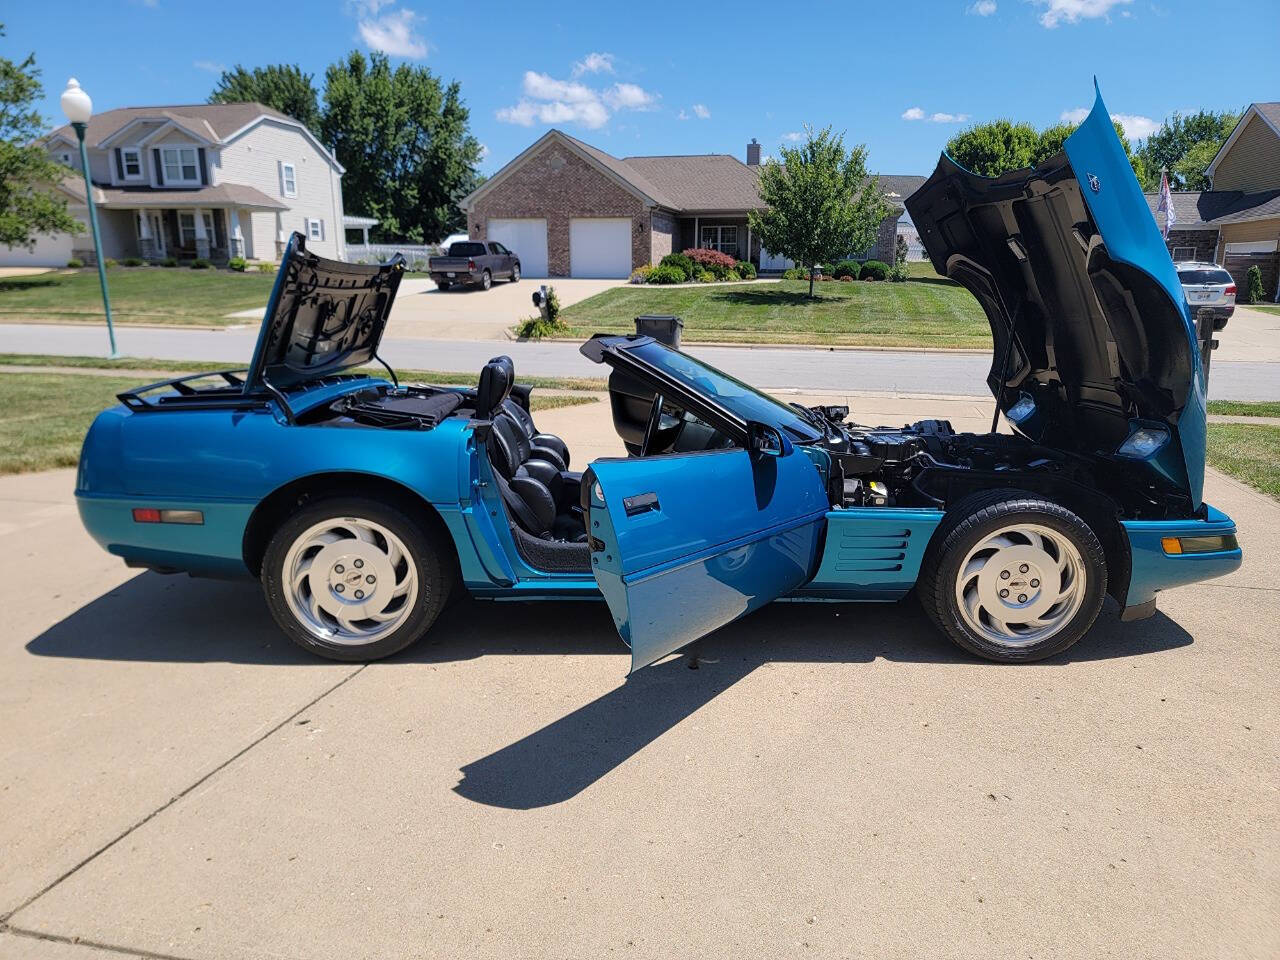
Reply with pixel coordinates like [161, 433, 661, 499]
[1147, 101, 1280, 301]
[7, 101, 347, 267]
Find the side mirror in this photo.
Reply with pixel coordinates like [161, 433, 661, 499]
[746, 420, 791, 458]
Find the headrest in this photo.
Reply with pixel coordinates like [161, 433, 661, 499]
[476, 355, 514, 417]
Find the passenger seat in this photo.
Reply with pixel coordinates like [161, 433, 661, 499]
[492, 361, 571, 469]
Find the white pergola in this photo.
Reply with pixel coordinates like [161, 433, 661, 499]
[343, 214, 380, 245]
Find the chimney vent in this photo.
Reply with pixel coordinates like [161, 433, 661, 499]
[746, 138, 761, 166]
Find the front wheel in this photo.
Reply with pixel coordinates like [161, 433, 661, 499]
[480, 270, 492, 290]
[918, 491, 1106, 662]
[510, 263, 521, 282]
[261, 496, 453, 662]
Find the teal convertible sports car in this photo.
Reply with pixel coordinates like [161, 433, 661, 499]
[76, 87, 1241, 671]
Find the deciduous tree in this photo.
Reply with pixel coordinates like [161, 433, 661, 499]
[749, 127, 888, 298]
[209, 64, 320, 134]
[1136, 110, 1241, 191]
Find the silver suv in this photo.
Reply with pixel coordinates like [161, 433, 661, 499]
[1175, 262, 1235, 328]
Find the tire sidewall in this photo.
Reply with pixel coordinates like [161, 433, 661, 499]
[481, 270, 491, 290]
[928, 499, 1107, 663]
[511, 263, 520, 282]
[261, 496, 447, 662]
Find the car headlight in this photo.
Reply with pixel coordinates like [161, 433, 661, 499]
[1116, 424, 1170, 459]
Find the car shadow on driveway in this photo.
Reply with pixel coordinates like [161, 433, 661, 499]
[27, 572, 1193, 810]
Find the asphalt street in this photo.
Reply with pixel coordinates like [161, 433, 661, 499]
[3, 322, 1278, 399]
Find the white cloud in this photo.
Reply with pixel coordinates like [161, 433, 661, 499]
[903, 107, 968, 123]
[692, 103, 710, 119]
[781, 131, 803, 141]
[677, 109, 689, 120]
[497, 67, 658, 130]
[572, 52, 614, 76]
[967, 0, 997, 14]
[1033, 0, 1131, 28]
[193, 59, 226, 74]
[1060, 106, 1159, 139]
[478, 143, 490, 160]
[357, 6, 426, 58]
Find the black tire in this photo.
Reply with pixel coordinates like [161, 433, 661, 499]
[510, 262, 521, 282]
[918, 490, 1107, 663]
[261, 496, 453, 662]
[480, 269, 492, 291]
[436, 281, 451, 291]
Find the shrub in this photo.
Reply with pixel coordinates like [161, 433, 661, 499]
[658, 252, 694, 281]
[630, 264, 654, 284]
[66, 258, 83, 268]
[162, 257, 178, 268]
[228, 256, 247, 272]
[889, 264, 908, 282]
[410, 259, 427, 272]
[782, 266, 808, 280]
[103, 258, 118, 268]
[725, 269, 741, 281]
[696, 270, 716, 283]
[257, 262, 273, 273]
[832, 259, 861, 280]
[122, 257, 144, 267]
[894, 234, 909, 269]
[647, 264, 686, 285]
[1244, 265, 1265, 305]
[734, 260, 757, 280]
[861, 259, 890, 281]
[190, 258, 211, 269]
[683, 247, 737, 279]
[839, 275, 854, 282]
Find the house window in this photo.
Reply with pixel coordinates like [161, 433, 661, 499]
[1172, 246, 1196, 262]
[57, 151, 73, 167]
[121, 148, 143, 179]
[700, 225, 739, 256]
[281, 162, 297, 198]
[162, 147, 199, 184]
[202, 212, 215, 243]
[178, 212, 197, 247]
[307, 218, 324, 241]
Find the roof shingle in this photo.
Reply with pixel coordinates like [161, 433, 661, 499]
[47, 102, 294, 146]
[1144, 189, 1280, 230]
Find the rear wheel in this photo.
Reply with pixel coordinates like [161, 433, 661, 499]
[261, 496, 452, 662]
[919, 491, 1106, 662]
[436, 281, 451, 291]
[510, 263, 521, 282]
[480, 269, 492, 291]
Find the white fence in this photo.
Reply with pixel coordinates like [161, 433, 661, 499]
[345, 243, 439, 266]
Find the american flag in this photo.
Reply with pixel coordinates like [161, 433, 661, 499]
[1156, 169, 1176, 239]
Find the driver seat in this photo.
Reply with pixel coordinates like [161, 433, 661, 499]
[486, 356, 571, 470]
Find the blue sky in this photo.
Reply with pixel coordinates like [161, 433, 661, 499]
[6, 0, 1276, 176]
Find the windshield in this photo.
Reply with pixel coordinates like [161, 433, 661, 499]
[447, 242, 486, 257]
[623, 340, 822, 441]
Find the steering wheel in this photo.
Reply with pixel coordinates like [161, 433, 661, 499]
[639, 393, 664, 457]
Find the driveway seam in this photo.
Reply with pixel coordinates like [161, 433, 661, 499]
[0, 665, 367, 928]
[0, 924, 194, 960]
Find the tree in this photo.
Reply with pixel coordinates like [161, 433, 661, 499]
[1135, 109, 1240, 190]
[945, 120, 1039, 177]
[320, 51, 481, 244]
[0, 24, 81, 250]
[209, 64, 320, 134]
[749, 127, 889, 298]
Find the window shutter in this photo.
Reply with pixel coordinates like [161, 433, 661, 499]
[114, 148, 124, 179]
[198, 148, 208, 185]
[320, 220, 325, 241]
[153, 149, 163, 186]
[278, 160, 284, 197]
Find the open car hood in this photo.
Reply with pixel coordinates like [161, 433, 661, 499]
[245, 232, 405, 393]
[905, 83, 1207, 507]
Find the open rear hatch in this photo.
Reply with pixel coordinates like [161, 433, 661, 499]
[906, 83, 1207, 508]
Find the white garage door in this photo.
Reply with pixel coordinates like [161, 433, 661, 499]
[570, 218, 632, 278]
[0, 230, 74, 267]
[487, 219, 547, 277]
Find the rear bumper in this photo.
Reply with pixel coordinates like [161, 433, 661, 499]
[430, 270, 477, 283]
[1119, 503, 1241, 618]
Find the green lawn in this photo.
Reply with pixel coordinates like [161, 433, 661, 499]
[555, 275, 990, 348]
[0, 367, 597, 476]
[0, 268, 275, 326]
[1243, 302, 1280, 315]
[1207, 424, 1280, 500]
[1206, 400, 1280, 418]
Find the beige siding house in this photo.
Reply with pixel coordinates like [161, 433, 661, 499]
[7, 102, 348, 266]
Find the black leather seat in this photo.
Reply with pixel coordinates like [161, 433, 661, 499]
[477, 357, 584, 542]
[486, 357, 571, 470]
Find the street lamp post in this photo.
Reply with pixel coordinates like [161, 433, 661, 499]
[60, 78, 118, 358]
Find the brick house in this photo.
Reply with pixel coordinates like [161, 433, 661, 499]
[1146, 101, 1280, 301]
[3, 101, 349, 267]
[461, 130, 921, 278]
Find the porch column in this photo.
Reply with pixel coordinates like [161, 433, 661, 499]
[362, 226, 369, 245]
[746, 222, 751, 266]
[228, 208, 244, 258]
[137, 210, 157, 260]
[193, 207, 210, 259]
[694, 216, 699, 250]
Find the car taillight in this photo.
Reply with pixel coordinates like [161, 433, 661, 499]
[468, 259, 476, 270]
[1224, 284, 1236, 296]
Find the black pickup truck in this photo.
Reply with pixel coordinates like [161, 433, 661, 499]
[428, 241, 521, 291]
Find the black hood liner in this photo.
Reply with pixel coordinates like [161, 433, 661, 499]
[246, 232, 405, 392]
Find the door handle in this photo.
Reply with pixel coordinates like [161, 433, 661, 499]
[623, 491, 660, 517]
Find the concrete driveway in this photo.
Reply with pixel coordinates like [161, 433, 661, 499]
[1, 394, 1277, 960]
[386, 277, 625, 341]
[1216, 304, 1280, 362]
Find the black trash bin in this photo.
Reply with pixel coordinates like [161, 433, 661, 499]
[634, 314, 684, 348]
